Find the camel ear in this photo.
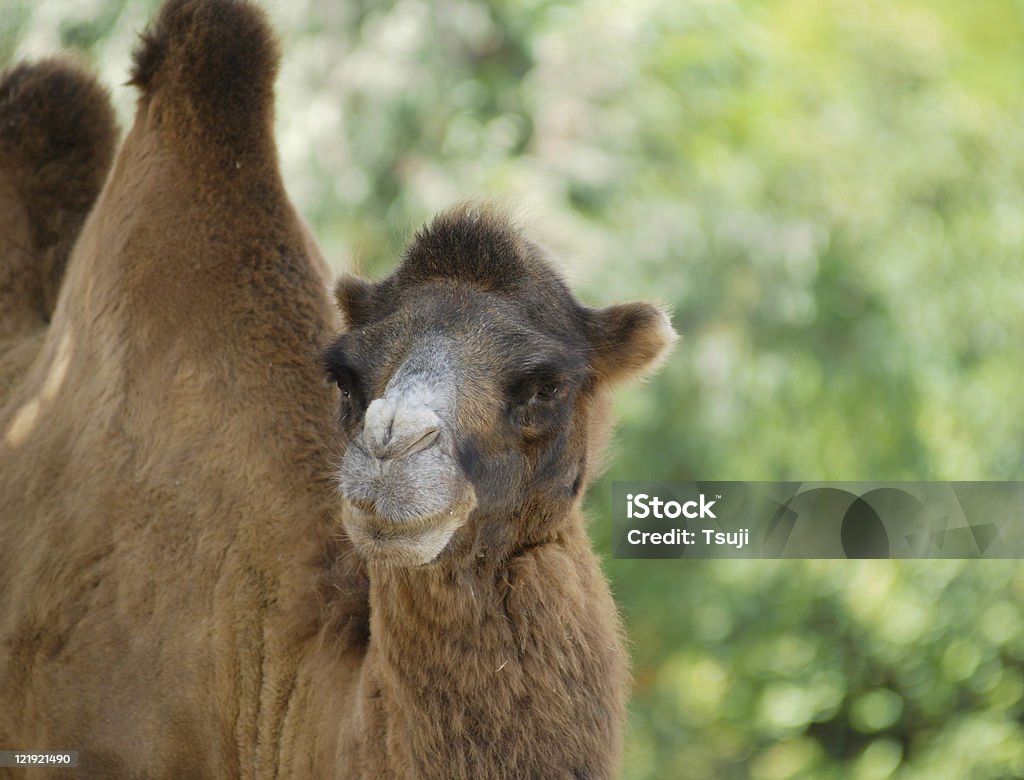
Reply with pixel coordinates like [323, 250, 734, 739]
[587, 301, 678, 385]
[333, 274, 375, 328]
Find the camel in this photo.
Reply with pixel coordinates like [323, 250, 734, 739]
[0, 0, 676, 777]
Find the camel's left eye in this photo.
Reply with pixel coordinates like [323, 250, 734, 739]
[507, 362, 575, 409]
[533, 381, 562, 401]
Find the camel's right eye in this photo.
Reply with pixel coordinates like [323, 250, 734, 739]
[323, 343, 361, 404]
[331, 367, 366, 427]
[335, 370, 360, 402]
[325, 359, 362, 413]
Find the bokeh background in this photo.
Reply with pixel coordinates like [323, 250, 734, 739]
[5, 1, 1024, 777]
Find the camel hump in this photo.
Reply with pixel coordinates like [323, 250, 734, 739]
[129, 0, 279, 144]
[0, 58, 118, 319]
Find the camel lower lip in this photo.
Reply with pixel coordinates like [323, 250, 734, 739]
[343, 502, 470, 566]
[344, 501, 460, 530]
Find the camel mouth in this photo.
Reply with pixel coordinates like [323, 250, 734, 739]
[337, 422, 477, 565]
[341, 494, 476, 566]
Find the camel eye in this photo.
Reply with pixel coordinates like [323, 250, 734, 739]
[330, 366, 366, 427]
[507, 360, 576, 409]
[322, 339, 362, 402]
[331, 372, 352, 396]
[532, 380, 563, 402]
[327, 364, 361, 407]
[338, 374, 361, 404]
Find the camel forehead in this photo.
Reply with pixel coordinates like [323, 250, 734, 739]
[344, 287, 587, 374]
[369, 279, 589, 353]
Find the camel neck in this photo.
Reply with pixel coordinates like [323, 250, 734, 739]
[348, 527, 626, 778]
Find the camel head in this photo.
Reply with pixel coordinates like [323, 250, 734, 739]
[323, 205, 676, 567]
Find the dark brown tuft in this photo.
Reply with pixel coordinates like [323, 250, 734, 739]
[399, 204, 569, 296]
[129, 0, 279, 142]
[0, 58, 118, 317]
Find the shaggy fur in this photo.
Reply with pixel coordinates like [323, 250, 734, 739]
[0, 1, 675, 777]
[0, 58, 118, 402]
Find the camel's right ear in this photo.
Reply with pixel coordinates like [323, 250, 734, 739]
[587, 301, 678, 385]
[333, 275, 375, 329]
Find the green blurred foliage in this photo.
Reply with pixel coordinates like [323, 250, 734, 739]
[6, 0, 1024, 776]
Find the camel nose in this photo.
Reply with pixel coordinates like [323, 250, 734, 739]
[363, 397, 442, 460]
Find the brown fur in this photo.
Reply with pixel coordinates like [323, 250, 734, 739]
[0, 58, 118, 401]
[0, 1, 674, 777]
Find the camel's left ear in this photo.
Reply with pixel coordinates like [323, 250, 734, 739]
[587, 301, 678, 385]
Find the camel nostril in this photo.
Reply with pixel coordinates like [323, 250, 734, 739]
[362, 400, 443, 460]
[398, 426, 440, 458]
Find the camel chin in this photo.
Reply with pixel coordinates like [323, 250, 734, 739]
[342, 495, 476, 567]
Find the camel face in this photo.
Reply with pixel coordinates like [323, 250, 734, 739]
[326, 286, 586, 566]
[325, 206, 676, 566]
